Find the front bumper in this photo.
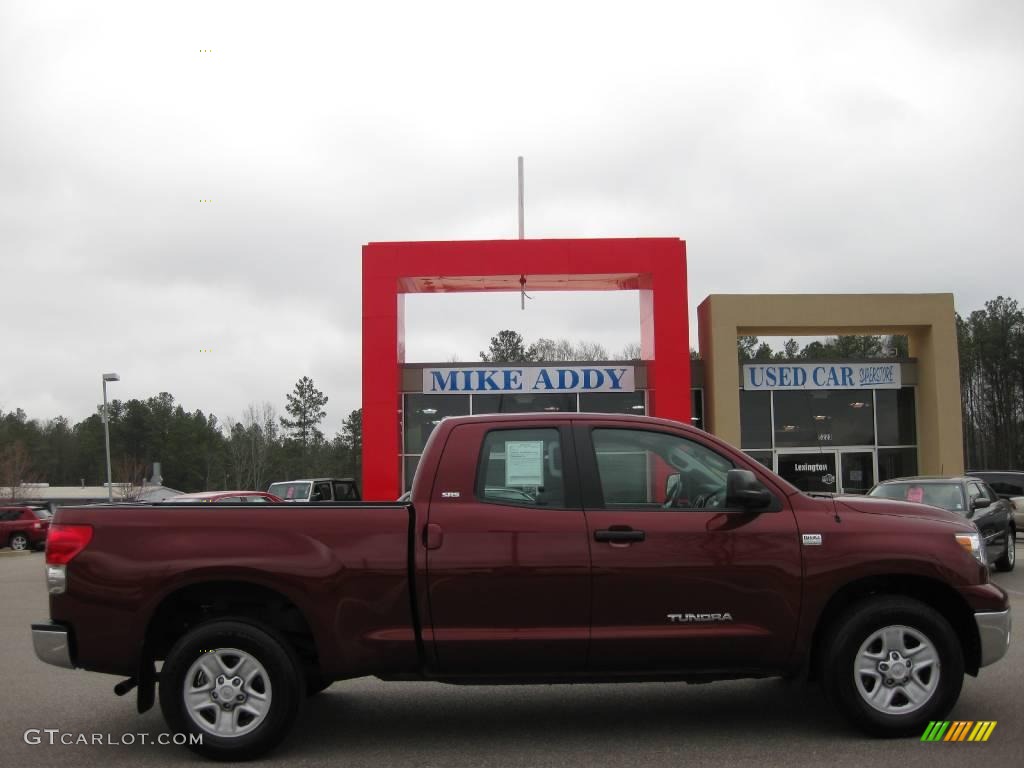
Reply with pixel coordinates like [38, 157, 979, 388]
[975, 609, 1011, 667]
[32, 622, 74, 669]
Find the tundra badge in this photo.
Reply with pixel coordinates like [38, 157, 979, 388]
[802, 533, 823, 546]
[667, 613, 733, 623]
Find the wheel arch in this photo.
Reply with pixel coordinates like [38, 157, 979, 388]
[144, 580, 323, 679]
[808, 575, 981, 679]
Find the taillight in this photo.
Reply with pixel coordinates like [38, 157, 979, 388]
[46, 524, 93, 565]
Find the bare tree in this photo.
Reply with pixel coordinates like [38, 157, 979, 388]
[0, 441, 36, 499]
[529, 337, 610, 362]
[245, 402, 277, 490]
[224, 417, 251, 489]
[114, 455, 147, 501]
[620, 342, 642, 360]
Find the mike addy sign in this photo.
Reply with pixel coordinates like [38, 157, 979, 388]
[742, 362, 901, 391]
[423, 366, 636, 394]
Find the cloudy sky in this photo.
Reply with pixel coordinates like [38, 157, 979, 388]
[1, 0, 1022, 436]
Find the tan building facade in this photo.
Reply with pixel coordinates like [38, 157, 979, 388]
[697, 293, 964, 478]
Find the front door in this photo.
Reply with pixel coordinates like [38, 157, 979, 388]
[576, 423, 802, 673]
[425, 421, 591, 675]
[839, 451, 874, 494]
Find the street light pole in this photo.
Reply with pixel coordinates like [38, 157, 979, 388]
[102, 373, 119, 503]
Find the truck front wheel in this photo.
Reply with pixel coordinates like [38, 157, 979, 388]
[159, 619, 305, 760]
[822, 596, 964, 737]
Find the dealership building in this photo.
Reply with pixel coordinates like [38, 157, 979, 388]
[361, 239, 962, 499]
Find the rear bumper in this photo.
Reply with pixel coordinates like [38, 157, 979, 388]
[975, 609, 1011, 668]
[32, 622, 74, 669]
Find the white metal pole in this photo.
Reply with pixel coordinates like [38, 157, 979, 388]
[103, 379, 113, 502]
[517, 156, 524, 239]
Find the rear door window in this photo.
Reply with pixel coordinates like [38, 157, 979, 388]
[477, 428, 565, 508]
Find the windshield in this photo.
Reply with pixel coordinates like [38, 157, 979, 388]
[869, 482, 966, 513]
[267, 482, 311, 501]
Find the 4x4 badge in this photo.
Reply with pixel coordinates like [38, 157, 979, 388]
[802, 533, 823, 546]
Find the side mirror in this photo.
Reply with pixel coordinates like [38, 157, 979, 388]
[972, 497, 991, 511]
[726, 469, 773, 509]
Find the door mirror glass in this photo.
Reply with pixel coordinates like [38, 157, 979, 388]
[726, 469, 773, 509]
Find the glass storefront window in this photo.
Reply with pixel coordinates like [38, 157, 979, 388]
[403, 394, 470, 454]
[691, 389, 704, 430]
[403, 455, 420, 493]
[580, 391, 645, 415]
[878, 447, 918, 482]
[740, 390, 772, 449]
[773, 390, 874, 448]
[875, 388, 917, 446]
[744, 450, 773, 470]
[472, 393, 575, 414]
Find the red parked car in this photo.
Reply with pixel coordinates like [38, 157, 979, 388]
[162, 491, 283, 503]
[0, 504, 51, 551]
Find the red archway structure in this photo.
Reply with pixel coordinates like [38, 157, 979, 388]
[361, 238, 690, 500]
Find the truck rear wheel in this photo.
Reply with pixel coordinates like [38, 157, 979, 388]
[822, 596, 963, 737]
[159, 619, 305, 760]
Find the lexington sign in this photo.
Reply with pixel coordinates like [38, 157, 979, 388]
[423, 366, 636, 394]
[743, 362, 901, 391]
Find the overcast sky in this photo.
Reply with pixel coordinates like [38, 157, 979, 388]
[1, 0, 1022, 437]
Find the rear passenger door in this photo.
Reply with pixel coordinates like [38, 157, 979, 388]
[424, 421, 591, 675]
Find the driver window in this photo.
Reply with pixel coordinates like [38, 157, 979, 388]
[592, 428, 733, 510]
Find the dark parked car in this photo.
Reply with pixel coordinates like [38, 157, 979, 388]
[868, 476, 1015, 571]
[0, 505, 51, 551]
[968, 471, 1024, 534]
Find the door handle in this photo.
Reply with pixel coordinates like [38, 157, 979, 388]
[424, 523, 444, 550]
[594, 527, 645, 543]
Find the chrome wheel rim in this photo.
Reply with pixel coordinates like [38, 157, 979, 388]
[1007, 534, 1015, 566]
[183, 647, 273, 738]
[855, 625, 940, 715]
[11, 535, 27, 551]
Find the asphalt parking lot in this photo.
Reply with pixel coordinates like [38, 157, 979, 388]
[2, 549, 1021, 767]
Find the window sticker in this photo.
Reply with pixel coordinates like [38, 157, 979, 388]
[505, 441, 545, 487]
[906, 486, 923, 503]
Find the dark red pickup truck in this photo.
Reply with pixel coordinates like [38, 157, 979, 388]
[33, 413, 1010, 760]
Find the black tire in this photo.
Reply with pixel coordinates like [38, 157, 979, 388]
[159, 619, 305, 761]
[994, 528, 1015, 572]
[821, 596, 964, 737]
[9, 533, 29, 551]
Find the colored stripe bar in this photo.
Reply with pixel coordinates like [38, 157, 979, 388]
[929, 721, 950, 741]
[980, 721, 997, 742]
[944, 721, 969, 741]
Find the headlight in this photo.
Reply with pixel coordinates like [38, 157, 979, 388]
[955, 532, 986, 565]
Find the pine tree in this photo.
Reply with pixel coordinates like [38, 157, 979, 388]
[280, 376, 328, 449]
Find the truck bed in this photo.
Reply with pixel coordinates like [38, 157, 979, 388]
[49, 502, 419, 680]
